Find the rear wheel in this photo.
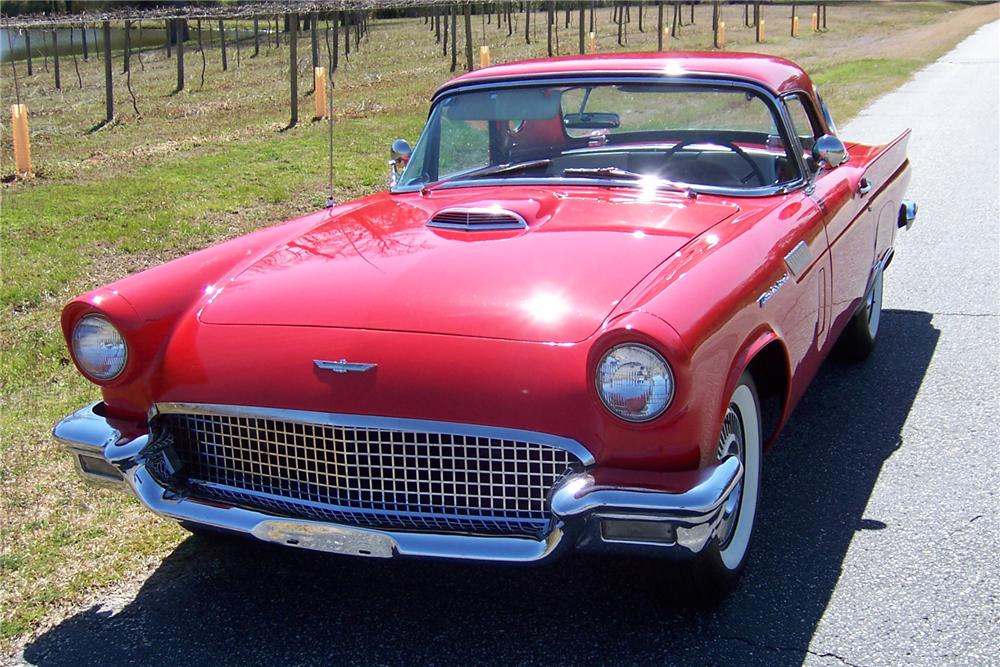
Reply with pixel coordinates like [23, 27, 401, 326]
[676, 372, 762, 605]
[836, 266, 884, 361]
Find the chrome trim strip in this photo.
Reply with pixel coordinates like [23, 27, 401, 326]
[152, 402, 596, 466]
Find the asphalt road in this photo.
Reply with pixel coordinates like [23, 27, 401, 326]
[15, 22, 999, 667]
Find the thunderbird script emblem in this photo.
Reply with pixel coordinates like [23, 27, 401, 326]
[314, 359, 378, 374]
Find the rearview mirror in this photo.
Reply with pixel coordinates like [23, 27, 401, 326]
[811, 134, 848, 172]
[388, 138, 412, 187]
[562, 112, 621, 130]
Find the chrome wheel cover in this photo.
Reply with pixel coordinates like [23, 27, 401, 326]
[715, 405, 745, 548]
[866, 269, 884, 339]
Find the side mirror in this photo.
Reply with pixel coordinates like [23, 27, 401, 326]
[388, 138, 412, 187]
[811, 134, 848, 172]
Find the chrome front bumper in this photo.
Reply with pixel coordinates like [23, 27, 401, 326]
[54, 402, 742, 564]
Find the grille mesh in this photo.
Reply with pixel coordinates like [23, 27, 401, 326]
[157, 412, 580, 537]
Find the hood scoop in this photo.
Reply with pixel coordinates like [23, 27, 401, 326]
[428, 207, 528, 232]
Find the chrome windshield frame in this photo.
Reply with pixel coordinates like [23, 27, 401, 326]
[391, 74, 808, 198]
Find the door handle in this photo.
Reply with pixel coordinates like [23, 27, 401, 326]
[858, 178, 872, 195]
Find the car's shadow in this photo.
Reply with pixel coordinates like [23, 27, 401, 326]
[23, 310, 939, 667]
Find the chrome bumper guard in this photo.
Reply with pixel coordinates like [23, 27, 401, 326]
[899, 199, 917, 230]
[54, 403, 743, 563]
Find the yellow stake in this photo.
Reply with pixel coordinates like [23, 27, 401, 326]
[588, 31, 597, 54]
[759, 18, 766, 43]
[314, 67, 327, 120]
[10, 104, 32, 178]
[811, 12, 818, 32]
[663, 26, 670, 51]
[792, 15, 799, 37]
[480, 45, 491, 68]
[718, 21, 726, 48]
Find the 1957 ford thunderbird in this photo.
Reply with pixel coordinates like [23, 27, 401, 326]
[55, 52, 917, 601]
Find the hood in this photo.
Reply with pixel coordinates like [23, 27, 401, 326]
[200, 187, 739, 343]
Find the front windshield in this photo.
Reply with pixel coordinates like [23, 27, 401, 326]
[397, 81, 802, 192]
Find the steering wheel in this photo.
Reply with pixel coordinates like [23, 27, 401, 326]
[664, 140, 768, 187]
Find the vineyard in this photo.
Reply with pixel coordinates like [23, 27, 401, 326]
[3, 1, 854, 180]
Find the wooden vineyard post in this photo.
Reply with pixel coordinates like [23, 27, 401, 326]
[332, 10, 340, 70]
[311, 11, 320, 70]
[103, 21, 113, 124]
[758, 18, 765, 43]
[314, 67, 327, 119]
[289, 13, 298, 127]
[52, 30, 61, 90]
[123, 20, 131, 73]
[717, 21, 725, 48]
[792, 13, 799, 37]
[479, 45, 491, 68]
[578, 4, 585, 54]
[588, 31, 596, 54]
[176, 19, 185, 92]
[464, 3, 474, 72]
[11, 104, 32, 178]
[219, 20, 228, 71]
[450, 7, 457, 73]
[546, 2, 553, 56]
[657, 1, 664, 51]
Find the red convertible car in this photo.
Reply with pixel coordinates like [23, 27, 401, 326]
[55, 52, 916, 601]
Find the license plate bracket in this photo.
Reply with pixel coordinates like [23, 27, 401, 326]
[251, 520, 397, 558]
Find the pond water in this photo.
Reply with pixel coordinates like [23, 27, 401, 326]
[1, 24, 257, 64]
[0, 26, 172, 63]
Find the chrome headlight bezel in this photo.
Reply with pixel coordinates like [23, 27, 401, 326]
[596, 343, 675, 423]
[71, 314, 128, 382]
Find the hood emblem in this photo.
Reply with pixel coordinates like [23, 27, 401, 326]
[314, 359, 378, 374]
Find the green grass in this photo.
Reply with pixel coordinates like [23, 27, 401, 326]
[1, 1, 996, 654]
[810, 57, 926, 121]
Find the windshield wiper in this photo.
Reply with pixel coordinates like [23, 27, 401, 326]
[562, 167, 697, 197]
[463, 159, 553, 179]
[418, 159, 552, 193]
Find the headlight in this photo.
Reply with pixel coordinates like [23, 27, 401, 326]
[71, 314, 127, 381]
[597, 344, 674, 422]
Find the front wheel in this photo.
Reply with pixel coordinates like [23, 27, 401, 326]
[678, 372, 762, 605]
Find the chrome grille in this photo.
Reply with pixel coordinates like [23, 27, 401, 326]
[157, 411, 581, 537]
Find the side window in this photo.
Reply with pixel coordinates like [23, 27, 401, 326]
[784, 95, 820, 152]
